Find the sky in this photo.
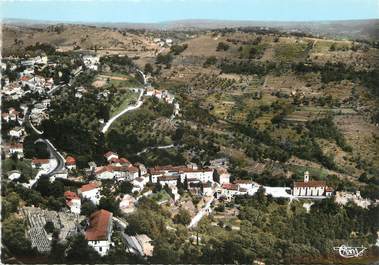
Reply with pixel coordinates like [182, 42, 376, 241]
[1, 0, 378, 23]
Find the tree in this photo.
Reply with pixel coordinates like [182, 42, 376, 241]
[2, 192, 20, 219]
[99, 196, 120, 215]
[174, 208, 191, 225]
[65, 234, 100, 263]
[216, 42, 230, 51]
[119, 181, 133, 194]
[144, 63, 154, 74]
[44, 221, 55, 234]
[2, 216, 34, 256]
[81, 199, 97, 216]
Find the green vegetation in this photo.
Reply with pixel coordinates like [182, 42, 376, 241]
[110, 89, 139, 116]
[2, 158, 38, 183]
[216, 42, 230, 51]
[100, 55, 136, 73]
[306, 115, 352, 152]
[274, 42, 310, 62]
[239, 43, 267, 59]
[203, 56, 217, 67]
[170, 44, 188, 55]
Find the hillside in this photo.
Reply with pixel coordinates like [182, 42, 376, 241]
[3, 23, 378, 183]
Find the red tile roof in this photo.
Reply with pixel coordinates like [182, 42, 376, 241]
[128, 166, 139, 173]
[64, 191, 80, 200]
[222, 183, 238, 191]
[109, 157, 130, 164]
[9, 143, 23, 149]
[65, 156, 76, 165]
[32, 158, 49, 165]
[104, 151, 118, 159]
[294, 180, 326, 188]
[158, 175, 178, 181]
[64, 191, 80, 207]
[80, 183, 98, 192]
[85, 209, 112, 241]
[216, 167, 229, 174]
[180, 167, 214, 173]
[20, 75, 31, 81]
[234, 179, 253, 184]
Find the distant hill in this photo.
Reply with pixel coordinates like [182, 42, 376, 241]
[3, 18, 379, 41]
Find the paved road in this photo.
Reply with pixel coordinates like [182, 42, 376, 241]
[102, 70, 147, 134]
[101, 88, 144, 134]
[136, 144, 176, 156]
[34, 138, 65, 177]
[25, 108, 44, 135]
[188, 197, 214, 229]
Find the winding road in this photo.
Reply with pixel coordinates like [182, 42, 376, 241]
[101, 70, 148, 134]
[188, 197, 214, 229]
[101, 87, 144, 134]
[136, 144, 177, 156]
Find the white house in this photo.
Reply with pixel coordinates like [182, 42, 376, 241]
[134, 162, 147, 177]
[234, 179, 255, 190]
[132, 177, 148, 193]
[127, 166, 139, 181]
[216, 167, 230, 185]
[148, 165, 183, 183]
[64, 191, 81, 214]
[85, 209, 113, 256]
[119, 194, 136, 214]
[65, 156, 77, 170]
[104, 151, 119, 162]
[95, 166, 116, 180]
[7, 170, 21, 181]
[179, 168, 214, 183]
[31, 159, 50, 170]
[293, 171, 333, 197]
[83, 55, 100, 71]
[158, 175, 178, 187]
[202, 181, 213, 196]
[78, 183, 101, 205]
[219, 183, 248, 199]
[9, 127, 24, 138]
[8, 143, 24, 159]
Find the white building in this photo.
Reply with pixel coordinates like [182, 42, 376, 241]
[64, 191, 81, 214]
[158, 175, 178, 187]
[78, 183, 101, 205]
[7, 170, 22, 181]
[104, 151, 119, 162]
[216, 167, 230, 185]
[202, 181, 213, 196]
[293, 171, 333, 197]
[31, 159, 50, 170]
[65, 156, 77, 170]
[219, 183, 248, 199]
[8, 143, 24, 159]
[179, 168, 214, 183]
[119, 194, 136, 214]
[86, 209, 113, 256]
[83, 55, 100, 71]
[9, 127, 24, 138]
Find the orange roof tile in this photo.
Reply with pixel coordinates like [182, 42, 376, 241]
[65, 156, 76, 165]
[294, 180, 326, 188]
[80, 183, 98, 192]
[32, 158, 49, 165]
[85, 209, 112, 241]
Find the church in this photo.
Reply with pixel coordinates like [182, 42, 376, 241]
[293, 171, 333, 197]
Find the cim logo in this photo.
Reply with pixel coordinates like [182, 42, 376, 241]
[333, 245, 367, 258]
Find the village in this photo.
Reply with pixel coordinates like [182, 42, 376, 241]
[1, 45, 378, 262]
